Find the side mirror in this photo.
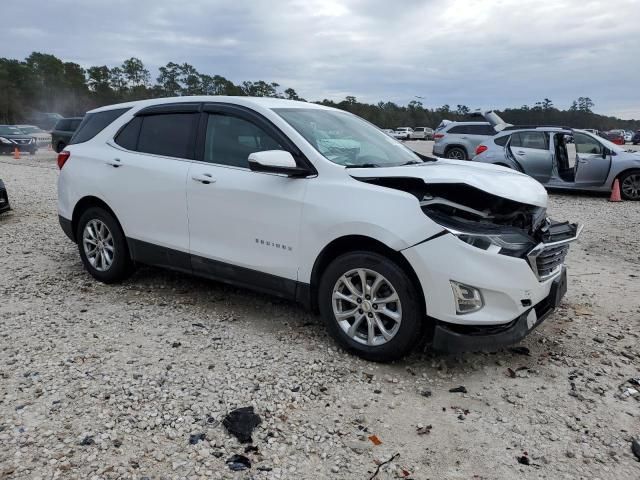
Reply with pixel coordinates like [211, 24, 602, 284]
[248, 150, 311, 177]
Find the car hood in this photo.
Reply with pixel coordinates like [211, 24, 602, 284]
[348, 159, 548, 207]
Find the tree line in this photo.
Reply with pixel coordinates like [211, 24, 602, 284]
[1, 52, 637, 132]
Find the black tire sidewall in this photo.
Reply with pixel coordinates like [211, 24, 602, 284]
[76, 207, 132, 283]
[619, 170, 640, 201]
[447, 147, 467, 160]
[318, 251, 423, 362]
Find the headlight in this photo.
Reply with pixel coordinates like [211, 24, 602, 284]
[457, 231, 535, 257]
[0, 137, 11, 144]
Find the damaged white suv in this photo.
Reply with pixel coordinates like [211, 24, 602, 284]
[57, 97, 581, 361]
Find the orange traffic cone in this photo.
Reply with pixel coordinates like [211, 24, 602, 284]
[13, 147, 20, 160]
[609, 178, 622, 202]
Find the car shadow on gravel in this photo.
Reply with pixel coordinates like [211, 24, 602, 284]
[118, 264, 556, 373]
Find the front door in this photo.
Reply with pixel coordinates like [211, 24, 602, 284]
[186, 109, 309, 298]
[574, 132, 611, 186]
[508, 131, 553, 183]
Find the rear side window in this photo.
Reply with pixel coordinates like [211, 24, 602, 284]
[467, 124, 495, 135]
[511, 131, 548, 150]
[136, 113, 198, 159]
[114, 117, 142, 150]
[54, 120, 69, 131]
[447, 125, 467, 134]
[70, 109, 129, 145]
[494, 135, 510, 146]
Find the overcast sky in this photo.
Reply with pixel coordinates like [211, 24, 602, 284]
[3, 0, 638, 118]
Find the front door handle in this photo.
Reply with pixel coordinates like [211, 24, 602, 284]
[191, 173, 216, 185]
[106, 158, 122, 168]
[516, 150, 526, 155]
[578, 159, 588, 164]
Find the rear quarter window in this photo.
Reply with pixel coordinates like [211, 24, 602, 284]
[70, 109, 129, 145]
[494, 135, 510, 146]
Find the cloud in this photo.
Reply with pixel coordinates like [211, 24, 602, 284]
[1, 0, 637, 118]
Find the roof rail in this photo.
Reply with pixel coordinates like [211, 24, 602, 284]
[502, 125, 573, 131]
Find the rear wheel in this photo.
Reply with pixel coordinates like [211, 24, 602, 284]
[76, 207, 134, 283]
[619, 170, 640, 200]
[446, 147, 467, 160]
[318, 251, 423, 362]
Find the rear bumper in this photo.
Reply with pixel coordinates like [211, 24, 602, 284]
[59, 215, 75, 242]
[432, 267, 566, 353]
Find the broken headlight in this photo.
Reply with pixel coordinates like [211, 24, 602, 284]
[457, 231, 535, 257]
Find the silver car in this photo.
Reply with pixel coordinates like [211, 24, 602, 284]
[472, 127, 640, 200]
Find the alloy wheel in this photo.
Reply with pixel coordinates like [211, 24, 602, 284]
[332, 268, 402, 346]
[447, 149, 465, 160]
[621, 174, 640, 200]
[82, 219, 115, 272]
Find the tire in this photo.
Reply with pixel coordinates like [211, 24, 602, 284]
[619, 170, 640, 201]
[318, 251, 423, 362]
[56, 142, 66, 153]
[445, 147, 467, 160]
[76, 207, 134, 283]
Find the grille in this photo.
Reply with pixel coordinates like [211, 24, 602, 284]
[534, 244, 569, 278]
[14, 139, 30, 145]
[527, 222, 581, 281]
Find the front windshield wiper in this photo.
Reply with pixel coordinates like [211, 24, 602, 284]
[344, 163, 381, 168]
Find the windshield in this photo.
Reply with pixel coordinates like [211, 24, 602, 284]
[274, 108, 423, 167]
[0, 126, 25, 136]
[575, 130, 624, 152]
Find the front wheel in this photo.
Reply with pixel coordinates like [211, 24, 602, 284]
[76, 207, 134, 283]
[619, 170, 640, 200]
[318, 251, 423, 362]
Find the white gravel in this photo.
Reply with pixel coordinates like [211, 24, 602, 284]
[0, 151, 639, 479]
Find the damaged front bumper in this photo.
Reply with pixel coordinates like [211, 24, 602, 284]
[402, 221, 581, 353]
[431, 267, 567, 353]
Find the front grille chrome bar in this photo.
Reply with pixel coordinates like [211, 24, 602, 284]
[527, 223, 583, 281]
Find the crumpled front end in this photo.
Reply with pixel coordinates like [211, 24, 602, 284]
[393, 179, 581, 352]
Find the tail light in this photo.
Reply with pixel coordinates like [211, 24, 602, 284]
[475, 145, 488, 155]
[434, 133, 445, 139]
[57, 150, 70, 169]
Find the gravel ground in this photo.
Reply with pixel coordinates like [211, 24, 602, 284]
[0, 150, 639, 480]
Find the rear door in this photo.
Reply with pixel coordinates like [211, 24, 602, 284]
[508, 131, 553, 182]
[186, 104, 308, 297]
[104, 106, 197, 270]
[573, 132, 611, 185]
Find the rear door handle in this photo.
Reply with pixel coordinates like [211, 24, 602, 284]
[191, 173, 216, 184]
[106, 158, 122, 168]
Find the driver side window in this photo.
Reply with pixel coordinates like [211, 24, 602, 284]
[574, 133, 603, 155]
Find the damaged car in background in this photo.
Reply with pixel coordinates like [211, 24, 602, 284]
[57, 97, 581, 361]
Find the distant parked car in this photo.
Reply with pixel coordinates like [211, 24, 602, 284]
[0, 125, 37, 154]
[472, 127, 640, 200]
[623, 131, 633, 143]
[381, 128, 395, 137]
[583, 128, 600, 136]
[16, 124, 52, 148]
[51, 117, 83, 153]
[632, 131, 640, 145]
[432, 111, 508, 160]
[392, 127, 413, 140]
[410, 127, 434, 140]
[604, 130, 625, 145]
[0, 179, 10, 214]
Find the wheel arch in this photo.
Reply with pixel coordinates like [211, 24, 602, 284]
[70, 196, 124, 242]
[444, 144, 468, 158]
[615, 167, 640, 198]
[308, 235, 426, 315]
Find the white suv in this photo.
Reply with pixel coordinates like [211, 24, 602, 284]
[57, 96, 580, 361]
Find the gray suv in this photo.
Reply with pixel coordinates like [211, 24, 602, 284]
[433, 122, 497, 160]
